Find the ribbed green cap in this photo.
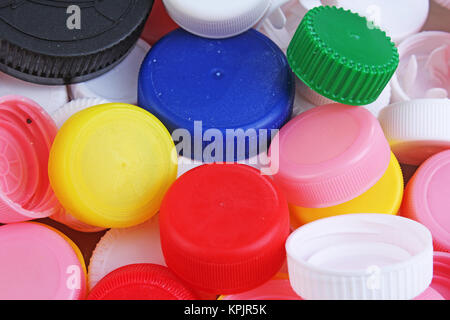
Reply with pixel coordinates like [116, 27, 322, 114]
[287, 6, 399, 106]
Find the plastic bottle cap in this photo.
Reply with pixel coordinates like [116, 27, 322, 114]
[220, 277, 302, 300]
[162, 0, 289, 39]
[0, 120, 39, 207]
[289, 152, 403, 228]
[402, 150, 450, 252]
[270, 103, 391, 208]
[69, 39, 151, 105]
[48, 103, 178, 228]
[430, 252, 450, 299]
[0, 71, 68, 115]
[0, 95, 61, 223]
[0, 0, 153, 85]
[287, 6, 398, 106]
[89, 216, 166, 290]
[34, 222, 88, 279]
[138, 29, 294, 161]
[322, 0, 429, 44]
[433, 0, 450, 9]
[160, 164, 290, 294]
[297, 79, 392, 118]
[52, 98, 110, 129]
[142, 0, 179, 45]
[0, 223, 86, 300]
[286, 214, 433, 300]
[391, 31, 450, 102]
[88, 264, 197, 300]
[379, 99, 450, 166]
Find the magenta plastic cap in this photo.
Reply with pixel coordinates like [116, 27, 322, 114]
[269, 104, 391, 208]
[0, 223, 86, 300]
[0, 95, 61, 223]
[402, 150, 450, 252]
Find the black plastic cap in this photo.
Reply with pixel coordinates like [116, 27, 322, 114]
[0, 0, 154, 85]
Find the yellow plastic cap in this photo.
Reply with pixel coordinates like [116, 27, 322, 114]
[49, 103, 177, 228]
[289, 152, 403, 229]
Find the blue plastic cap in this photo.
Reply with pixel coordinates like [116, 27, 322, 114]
[138, 28, 295, 162]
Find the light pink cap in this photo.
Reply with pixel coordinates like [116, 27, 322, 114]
[431, 252, 450, 299]
[0, 223, 86, 300]
[415, 251, 450, 300]
[269, 104, 391, 208]
[220, 278, 301, 300]
[402, 150, 450, 252]
[0, 95, 61, 223]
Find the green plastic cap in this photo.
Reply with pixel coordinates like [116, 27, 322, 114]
[287, 6, 399, 106]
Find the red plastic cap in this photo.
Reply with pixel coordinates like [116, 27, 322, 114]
[142, 0, 178, 45]
[160, 164, 290, 294]
[87, 264, 197, 300]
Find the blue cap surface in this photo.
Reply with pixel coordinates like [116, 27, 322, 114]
[138, 28, 295, 161]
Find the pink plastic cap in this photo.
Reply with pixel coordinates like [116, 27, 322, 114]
[416, 251, 450, 300]
[402, 150, 450, 252]
[220, 277, 302, 300]
[431, 252, 450, 299]
[0, 95, 61, 223]
[0, 223, 86, 300]
[270, 104, 391, 208]
[414, 287, 444, 300]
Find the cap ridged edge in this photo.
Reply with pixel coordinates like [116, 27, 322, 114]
[0, 14, 148, 85]
[163, 0, 271, 39]
[88, 264, 197, 300]
[162, 234, 287, 294]
[287, 6, 399, 106]
[379, 99, 450, 143]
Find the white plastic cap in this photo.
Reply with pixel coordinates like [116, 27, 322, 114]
[163, 0, 290, 39]
[88, 216, 166, 290]
[379, 99, 450, 166]
[69, 39, 151, 105]
[297, 79, 392, 118]
[286, 214, 433, 300]
[0, 71, 68, 115]
[391, 31, 450, 103]
[51, 98, 109, 129]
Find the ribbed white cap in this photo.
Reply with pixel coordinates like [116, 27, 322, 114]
[297, 79, 392, 118]
[51, 98, 109, 129]
[163, 0, 287, 38]
[286, 214, 433, 300]
[379, 99, 450, 165]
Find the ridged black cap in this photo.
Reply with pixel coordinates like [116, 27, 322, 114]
[0, 0, 154, 85]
